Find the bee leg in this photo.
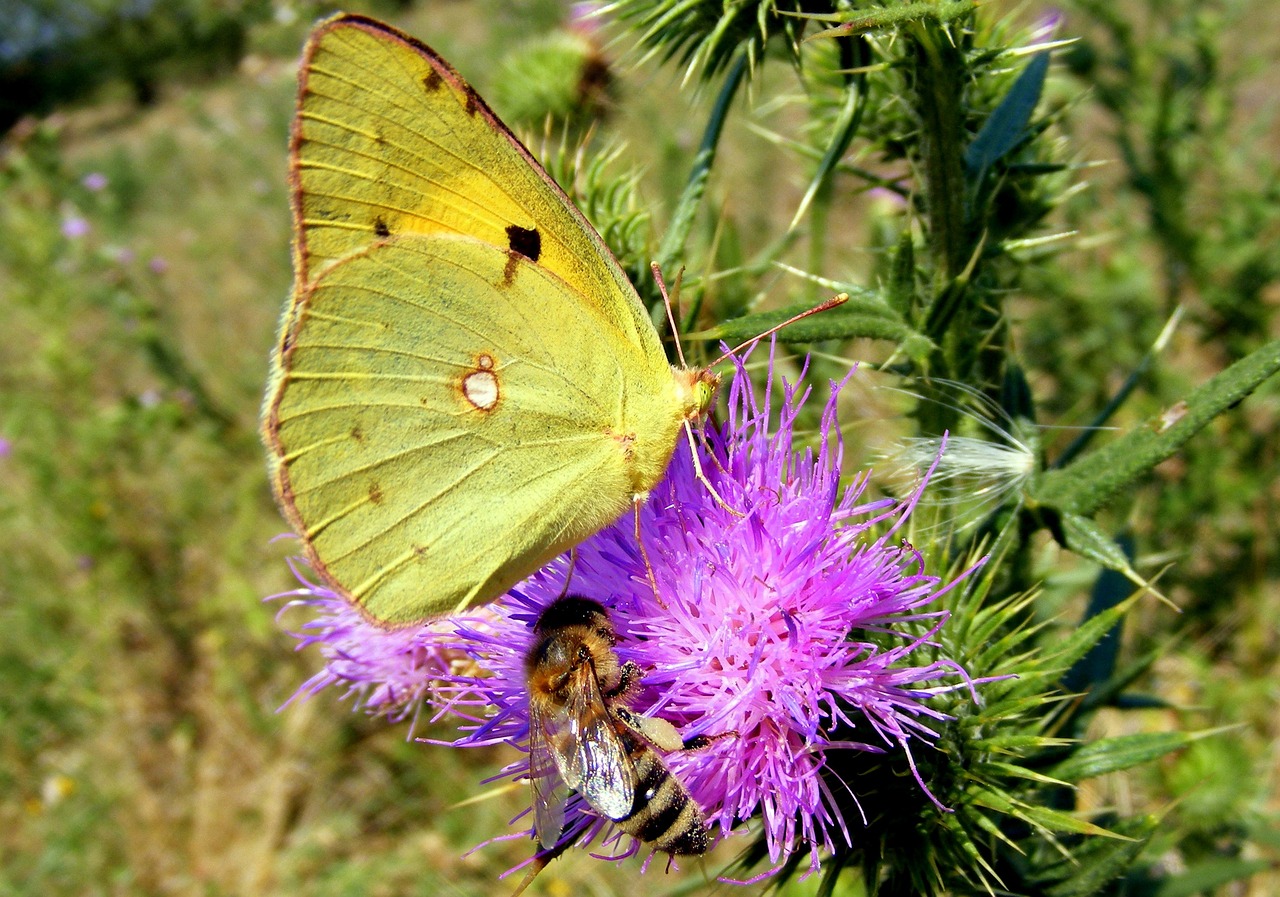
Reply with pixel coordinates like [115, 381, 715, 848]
[604, 660, 644, 701]
[679, 729, 738, 751]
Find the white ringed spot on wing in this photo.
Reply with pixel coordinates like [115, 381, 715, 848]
[461, 353, 500, 412]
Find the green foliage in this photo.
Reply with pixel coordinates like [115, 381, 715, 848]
[580, 0, 1279, 893]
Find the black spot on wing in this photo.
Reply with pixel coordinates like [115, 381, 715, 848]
[506, 224, 541, 262]
[373, 216, 391, 237]
[423, 70, 442, 93]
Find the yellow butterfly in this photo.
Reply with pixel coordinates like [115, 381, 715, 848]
[262, 14, 718, 627]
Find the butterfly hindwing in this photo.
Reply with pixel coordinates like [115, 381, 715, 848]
[269, 236, 673, 625]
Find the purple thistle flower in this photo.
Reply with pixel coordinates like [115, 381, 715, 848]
[274, 559, 491, 726]
[280, 350, 980, 879]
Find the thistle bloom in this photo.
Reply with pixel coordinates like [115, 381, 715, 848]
[279, 351, 979, 878]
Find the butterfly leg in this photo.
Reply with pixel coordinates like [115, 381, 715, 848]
[682, 420, 744, 517]
[633, 497, 667, 608]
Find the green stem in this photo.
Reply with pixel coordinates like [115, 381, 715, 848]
[656, 51, 747, 278]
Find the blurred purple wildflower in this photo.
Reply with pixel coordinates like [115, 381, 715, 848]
[61, 214, 90, 239]
[279, 351, 981, 878]
[1032, 9, 1064, 42]
[82, 172, 108, 192]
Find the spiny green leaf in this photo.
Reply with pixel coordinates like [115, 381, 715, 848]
[789, 67, 864, 231]
[1060, 513, 1133, 573]
[1039, 816, 1159, 897]
[656, 52, 746, 273]
[698, 293, 912, 344]
[1018, 803, 1129, 838]
[1043, 593, 1143, 676]
[1047, 731, 1199, 782]
[979, 734, 1072, 752]
[1033, 339, 1280, 515]
[801, 0, 976, 40]
[968, 788, 1120, 837]
[977, 759, 1069, 787]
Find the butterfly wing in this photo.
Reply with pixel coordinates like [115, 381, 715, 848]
[265, 15, 694, 623]
[286, 14, 659, 354]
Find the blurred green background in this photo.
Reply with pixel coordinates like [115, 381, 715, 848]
[1, 1, 1276, 895]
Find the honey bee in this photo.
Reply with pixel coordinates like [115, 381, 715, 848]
[523, 595, 709, 857]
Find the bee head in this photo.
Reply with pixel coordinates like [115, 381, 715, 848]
[533, 595, 614, 640]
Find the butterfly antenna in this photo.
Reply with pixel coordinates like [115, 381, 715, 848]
[708, 292, 849, 367]
[651, 261, 689, 369]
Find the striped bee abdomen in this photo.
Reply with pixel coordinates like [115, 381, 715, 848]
[613, 717, 708, 855]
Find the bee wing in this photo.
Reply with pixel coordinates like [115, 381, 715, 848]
[546, 665, 638, 821]
[528, 699, 570, 849]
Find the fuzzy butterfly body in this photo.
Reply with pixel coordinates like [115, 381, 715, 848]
[262, 14, 715, 627]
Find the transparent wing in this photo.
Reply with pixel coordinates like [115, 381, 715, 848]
[528, 700, 570, 850]
[541, 665, 637, 821]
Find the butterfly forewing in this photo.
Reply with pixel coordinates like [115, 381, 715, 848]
[291, 15, 658, 352]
